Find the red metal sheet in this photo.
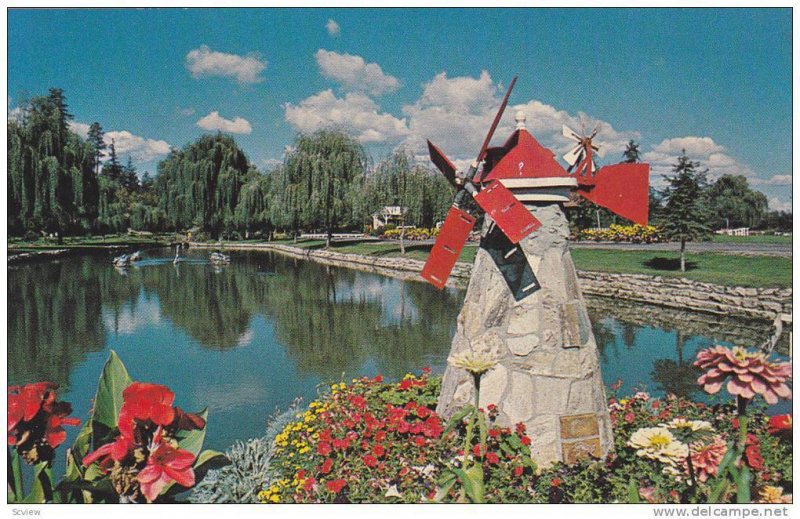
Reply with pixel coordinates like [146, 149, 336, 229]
[421, 207, 476, 289]
[579, 163, 650, 226]
[474, 180, 541, 244]
[427, 140, 457, 187]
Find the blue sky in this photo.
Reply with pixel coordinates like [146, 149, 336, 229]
[7, 8, 793, 210]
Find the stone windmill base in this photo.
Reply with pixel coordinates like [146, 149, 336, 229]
[436, 203, 613, 467]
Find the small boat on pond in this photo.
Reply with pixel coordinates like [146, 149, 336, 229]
[112, 250, 143, 267]
[209, 251, 231, 265]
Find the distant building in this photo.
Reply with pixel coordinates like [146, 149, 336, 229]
[372, 206, 407, 229]
[716, 227, 750, 236]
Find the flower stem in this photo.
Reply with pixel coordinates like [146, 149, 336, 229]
[685, 445, 698, 497]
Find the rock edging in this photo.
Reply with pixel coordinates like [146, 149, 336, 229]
[190, 242, 791, 322]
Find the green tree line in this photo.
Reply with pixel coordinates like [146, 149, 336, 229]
[8, 89, 787, 241]
[8, 89, 453, 241]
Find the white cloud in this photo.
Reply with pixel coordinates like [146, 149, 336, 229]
[185, 45, 267, 84]
[284, 89, 409, 143]
[196, 111, 253, 134]
[326, 19, 340, 37]
[177, 106, 195, 116]
[68, 121, 91, 138]
[752, 174, 792, 186]
[400, 70, 638, 169]
[768, 197, 793, 212]
[69, 121, 172, 163]
[315, 49, 399, 96]
[105, 130, 172, 162]
[643, 136, 758, 184]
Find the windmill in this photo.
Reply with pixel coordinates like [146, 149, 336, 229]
[430, 78, 651, 465]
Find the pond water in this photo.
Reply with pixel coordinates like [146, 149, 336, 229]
[8, 248, 789, 474]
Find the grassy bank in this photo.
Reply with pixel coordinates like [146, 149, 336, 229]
[266, 239, 790, 288]
[8, 234, 171, 250]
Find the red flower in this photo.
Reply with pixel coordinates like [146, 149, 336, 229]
[422, 367, 432, 374]
[422, 416, 444, 438]
[768, 414, 792, 434]
[489, 428, 501, 438]
[414, 435, 426, 447]
[744, 434, 764, 470]
[513, 465, 524, 477]
[82, 435, 134, 468]
[326, 479, 347, 494]
[303, 477, 315, 492]
[624, 412, 635, 423]
[372, 375, 383, 383]
[118, 382, 175, 437]
[551, 478, 562, 487]
[374, 430, 387, 442]
[317, 441, 332, 456]
[520, 436, 531, 446]
[8, 383, 80, 462]
[515, 423, 527, 435]
[486, 452, 500, 464]
[321, 458, 333, 474]
[472, 444, 482, 456]
[349, 395, 367, 410]
[416, 406, 431, 419]
[398, 380, 413, 391]
[136, 437, 196, 503]
[363, 454, 378, 467]
[372, 444, 385, 458]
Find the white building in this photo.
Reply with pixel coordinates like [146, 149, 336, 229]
[371, 206, 407, 229]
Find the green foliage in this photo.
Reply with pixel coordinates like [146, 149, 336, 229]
[706, 175, 769, 229]
[155, 133, 251, 234]
[659, 151, 713, 244]
[622, 139, 641, 163]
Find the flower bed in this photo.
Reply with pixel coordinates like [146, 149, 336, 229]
[257, 346, 792, 504]
[575, 224, 664, 243]
[381, 227, 440, 241]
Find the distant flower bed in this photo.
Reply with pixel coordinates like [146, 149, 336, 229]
[382, 228, 440, 241]
[255, 345, 791, 504]
[574, 224, 664, 243]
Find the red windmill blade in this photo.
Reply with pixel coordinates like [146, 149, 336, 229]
[422, 77, 541, 289]
[561, 123, 650, 226]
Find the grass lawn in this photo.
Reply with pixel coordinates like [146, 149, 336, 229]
[8, 234, 171, 249]
[269, 238, 789, 288]
[711, 234, 792, 244]
[570, 248, 791, 288]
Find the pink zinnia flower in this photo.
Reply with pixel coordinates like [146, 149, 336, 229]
[695, 346, 791, 404]
[682, 436, 727, 482]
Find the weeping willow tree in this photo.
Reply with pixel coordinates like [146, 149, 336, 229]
[155, 133, 251, 234]
[7, 89, 99, 236]
[282, 130, 367, 247]
[360, 149, 454, 233]
[234, 169, 273, 238]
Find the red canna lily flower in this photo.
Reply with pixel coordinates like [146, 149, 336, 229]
[326, 479, 347, 494]
[82, 434, 134, 469]
[136, 439, 196, 503]
[8, 382, 80, 463]
[321, 458, 333, 474]
[121, 382, 176, 429]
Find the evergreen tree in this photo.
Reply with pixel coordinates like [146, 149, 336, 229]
[659, 150, 712, 272]
[87, 122, 106, 176]
[102, 139, 123, 181]
[622, 139, 641, 163]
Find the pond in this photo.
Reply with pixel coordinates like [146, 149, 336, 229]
[8, 248, 789, 475]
